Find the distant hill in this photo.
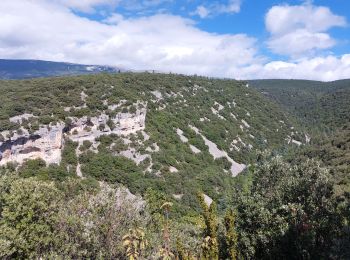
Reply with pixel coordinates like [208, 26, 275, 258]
[0, 59, 120, 79]
[249, 79, 350, 196]
[249, 79, 350, 130]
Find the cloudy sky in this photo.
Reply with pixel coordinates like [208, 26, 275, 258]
[1, 0, 349, 81]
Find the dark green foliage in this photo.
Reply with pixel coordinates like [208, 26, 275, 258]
[224, 209, 239, 260]
[0, 177, 61, 258]
[0, 73, 349, 258]
[235, 156, 343, 259]
[17, 159, 71, 181]
[0, 73, 302, 213]
[294, 124, 350, 196]
[198, 193, 219, 260]
[250, 79, 350, 130]
[79, 140, 92, 151]
[61, 139, 78, 172]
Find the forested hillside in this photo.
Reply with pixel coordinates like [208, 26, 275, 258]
[0, 73, 349, 259]
[249, 79, 350, 130]
[0, 59, 119, 79]
[250, 79, 350, 196]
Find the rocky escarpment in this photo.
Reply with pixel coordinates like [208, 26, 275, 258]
[0, 124, 64, 166]
[0, 102, 147, 167]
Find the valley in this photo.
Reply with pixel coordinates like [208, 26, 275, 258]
[0, 72, 348, 259]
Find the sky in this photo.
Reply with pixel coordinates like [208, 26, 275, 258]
[0, 0, 350, 81]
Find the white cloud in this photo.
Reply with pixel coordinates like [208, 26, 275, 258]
[58, 0, 120, 12]
[267, 29, 336, 57]
[221, 0, 241, 13]
[0, 0, 349, 81]
[236, 55, 350, 81]
[56, 0, 172, 13]
[103, 13, 124, 24]
[265, 3, 346, 57]
[0, 0, 258, 76]
[194, 6, 210, 19]
[193, 0, 241, 18]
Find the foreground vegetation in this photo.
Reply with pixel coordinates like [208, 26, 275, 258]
[0, 153, 349, 259]
[0, 74, 349, 258]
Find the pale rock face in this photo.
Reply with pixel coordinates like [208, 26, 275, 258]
[190, 145, 201, 154]
[108, 100, 127, 110]
[76, 163, 83, 177]
[0, 102, 147, 169]
[151, 90, 163, 100]
[173, 194, 184, 200]
[203, 194, 213, 207]
[80, 91, 88, 102]
[189, 125, 246, 176]
[141, 131, 150, 141]
[241, 119, 250, 128]
[9, 113, 36, 124]
[119, 149, 150, 165]
[214, 101, 224, 111]
[0, 124, 64, 166]
[211, 107, 226, 120]
[305, 134, 311, 143]
[286, 135, 303, 146]
[68, 102, 147, 142]
[176, 128, 201, 154]
[292, 139, 302, 146]
[230, 113, 237, 120]
[169, 166, 178, 173]
[146, 143, 159, 153]
[176, 128, 188, 143]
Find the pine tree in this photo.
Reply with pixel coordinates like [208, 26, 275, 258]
[122, 228, 148, 260]
[224, 209, 239, 260]
[176, 238, 197, 260]
[158, 202, 175, 260]
[197, 193, 219, 260]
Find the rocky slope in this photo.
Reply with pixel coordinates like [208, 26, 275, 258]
[0, 73, 306, 210]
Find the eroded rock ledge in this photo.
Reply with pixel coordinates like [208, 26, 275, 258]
[0, 102, 147, 167]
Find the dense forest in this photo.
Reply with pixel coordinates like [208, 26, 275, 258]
[0, 73, 349, 259]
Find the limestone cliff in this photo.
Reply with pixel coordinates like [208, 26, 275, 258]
[0, 124, 64, 166]
[0, 102, 147, 167]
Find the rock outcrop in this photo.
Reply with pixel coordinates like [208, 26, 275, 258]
[0, 124, 64, 166]
[0, 102, 147, 167]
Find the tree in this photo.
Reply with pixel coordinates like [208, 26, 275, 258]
[176, 239, 190, 260]
[55, 183, 148, 259]
[224, 209, 238, 260]
[122, 228, 148, 260]
[158, 202, 175, 260]
[235, 157, 342, 259]
[0, 177, 61, 258]
[197, 193, 218, 260]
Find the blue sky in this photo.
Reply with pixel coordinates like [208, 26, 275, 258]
[0, 0, 350, 80]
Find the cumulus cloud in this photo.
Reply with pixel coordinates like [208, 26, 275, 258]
[56, 0, 173, 13]
[0, 0, 258, 76]
[58, 0, 121, 12]
[265, 3, 346, 57]
[0, 0, 349, 81]
[236, 55, 350, 81]
[103, 13, 124, 24]
[194, 6, 210, 19]
[193, 0, 241, 18]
